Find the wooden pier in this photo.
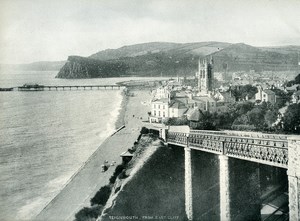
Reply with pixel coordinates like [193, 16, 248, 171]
[15, 84, 122, 91]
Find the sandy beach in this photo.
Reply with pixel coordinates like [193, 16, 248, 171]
[34, 88, 151, 221]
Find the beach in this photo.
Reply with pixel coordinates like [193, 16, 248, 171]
[34, 88, 151, 221]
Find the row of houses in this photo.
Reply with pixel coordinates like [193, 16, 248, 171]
[149, 86, 235, 123]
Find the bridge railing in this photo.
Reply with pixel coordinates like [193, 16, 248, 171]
[167, 130, 289, 168]
[167, 132, 188, 146]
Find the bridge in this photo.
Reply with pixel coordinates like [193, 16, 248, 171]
[158, 126, 299, 221]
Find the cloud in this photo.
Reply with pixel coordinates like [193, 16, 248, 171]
[0, 0, 300, 63]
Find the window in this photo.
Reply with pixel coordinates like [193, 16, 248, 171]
[154, 104, 156, 109]
[158, 111, 160, 116]
[163, 105, 165, 109]
[154, 110, 156, 116]
[158, 105, 160, 109]
[163, 112, 165, 117]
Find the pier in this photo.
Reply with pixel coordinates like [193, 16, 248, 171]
[0, 84, 123, 92]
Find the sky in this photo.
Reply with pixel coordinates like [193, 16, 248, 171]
[0, 0, 300, 64]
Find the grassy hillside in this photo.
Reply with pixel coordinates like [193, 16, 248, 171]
[56, 42, 300, 79]
[212, 43, 299, 72]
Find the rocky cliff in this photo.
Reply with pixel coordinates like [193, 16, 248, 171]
[56, 56, 128, 79]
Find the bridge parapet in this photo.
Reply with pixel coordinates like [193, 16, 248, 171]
[167, 129, 289, 168]
[190, 129, 289, 140]
[223, 136, 288, 168]
[167, 131, 188, 146]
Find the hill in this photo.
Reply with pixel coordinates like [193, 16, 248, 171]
[212, 43, 299, 72]
[56, 42, 300, 79]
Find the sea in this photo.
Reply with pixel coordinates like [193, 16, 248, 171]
[0, 70, 163, 221]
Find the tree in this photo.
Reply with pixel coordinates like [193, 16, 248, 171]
[285, 73, 300, 86]
[233, 114, 250, 125]
[247, 107, 267, 130]
[90, 185, 111, 206]
[264, 109, 279, 128]
[163, 116, 188, 126]
[282, 103, 300, 134]
[236, 102, 255, 116]
[190, 111, 216, 130]
[295, 73, 300, 84]
[231, 85, 258, 101]
[75, 205, 103, 221]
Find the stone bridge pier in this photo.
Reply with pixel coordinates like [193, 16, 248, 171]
[287, 136, 300, 221]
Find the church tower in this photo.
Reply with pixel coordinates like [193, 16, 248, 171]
[197, 57, 214, 95]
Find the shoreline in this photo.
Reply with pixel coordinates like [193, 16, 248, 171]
[34, 87, 151, 221]
[35, 90, 129, 220]
[114, 90, 128, 129]
[34, 126, 126, 220]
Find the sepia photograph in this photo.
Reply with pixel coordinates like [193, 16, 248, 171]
[0, 0, 300, 220]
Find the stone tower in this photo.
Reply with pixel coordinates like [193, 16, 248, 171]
[197, 57, 214, 94]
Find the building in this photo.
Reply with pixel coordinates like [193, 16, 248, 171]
[150, 98, 169, 123]
[168, 101, 188, 118]
[193, 96, 217, 112]
[255, 86, 277, 104]
[149, 98, 188, 123]
[152, 87, 173, 100]
[196, 57, 214, 95]
[214, 91, 235, 104]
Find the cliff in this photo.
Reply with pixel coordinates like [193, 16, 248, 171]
[100, 138, 187, 220]
[56, 56, 128, 79]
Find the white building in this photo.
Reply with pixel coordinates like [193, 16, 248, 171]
[149, 98, 188, 123]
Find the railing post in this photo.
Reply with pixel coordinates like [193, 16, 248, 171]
[287, 136, 300, 221]
[219, 154, 231, 221]
[185, 134, 193, 220]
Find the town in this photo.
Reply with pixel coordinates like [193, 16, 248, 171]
[149, 57, 300, 134]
